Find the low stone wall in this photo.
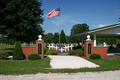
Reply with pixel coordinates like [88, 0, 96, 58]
[22, 40, 44, 59]
[22, 47, 36, 58]
[84, 40, 107, 58]
[93, 47, 107, 57]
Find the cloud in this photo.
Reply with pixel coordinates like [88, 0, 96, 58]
[51, 21, 59, 26]
[70, 20, 81, 24]
[97, 24, 106, 27]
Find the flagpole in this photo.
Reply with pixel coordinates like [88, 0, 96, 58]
[59, 6, 61, 44]
[59, 14, 60, 44]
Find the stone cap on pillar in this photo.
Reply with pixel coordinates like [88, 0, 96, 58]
[86, 35, 91, 41]
[38, 35, 42, 41]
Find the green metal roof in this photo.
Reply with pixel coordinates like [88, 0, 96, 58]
[72, 23, 120, 38]
[88, 23, 120, 32]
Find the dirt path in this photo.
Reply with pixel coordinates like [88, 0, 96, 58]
[0, 70, 120, 80]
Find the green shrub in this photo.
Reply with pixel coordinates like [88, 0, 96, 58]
[76, 49, 84, 56]
[108, 46, 114, 50]
[68, 49, 84, 56]
[46, 48, 58, 55]
[89, 54, 101, 59]
[73, 45, 82, 50]
[44, 47, 48, 55]
[0, 52, 9, 59]
[13, 41, 25, 60]
[68, 50, 76, 55]
[28, 54, 41, 60]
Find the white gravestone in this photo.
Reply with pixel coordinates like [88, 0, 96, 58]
[55, 46, 59, 50]
[103, 42, 107, 47]
[59, 47, 64, 53]
[47, 44, 52, 49]
[64, 45, 68, 52]
[68, 44, 73, 50]
[51, 44, 54, 49]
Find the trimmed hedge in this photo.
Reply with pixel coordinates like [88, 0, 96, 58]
[68, 49, 84, 56]
[73, 45, 82, 50]
[0, 52, 9, 59]
[76, 49, 84, 56]
[108, 46, 114, 50]
[46, 48, 58, 55]
[13, 41, 25, 60]
[89, 54, 101, 59]
[28, 54, 41, 60]
[68, 50, 76, 55]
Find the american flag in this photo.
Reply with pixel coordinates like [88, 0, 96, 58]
[47, 7, 60, 19]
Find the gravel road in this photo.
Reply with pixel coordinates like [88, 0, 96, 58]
[0, 70, 120, 80]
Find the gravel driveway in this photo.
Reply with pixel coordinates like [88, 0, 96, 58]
[0, 70, 120, 80]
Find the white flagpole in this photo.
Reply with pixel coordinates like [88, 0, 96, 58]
[59, 7, 61, 44]
[59, 15, 60, 43]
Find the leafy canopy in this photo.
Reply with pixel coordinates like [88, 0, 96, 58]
[70, 23, 89, 43]
[0, 0, 44, 43]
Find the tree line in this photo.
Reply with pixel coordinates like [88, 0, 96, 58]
[42, 30, 70, 43]
[0, 0, 118, 45]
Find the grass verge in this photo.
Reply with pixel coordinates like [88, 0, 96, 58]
[0, 58, 120, 75]
[0, 45, 15, 56]
[0, 58, 51, 75]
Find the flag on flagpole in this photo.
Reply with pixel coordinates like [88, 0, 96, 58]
[47, 7, 60, 19]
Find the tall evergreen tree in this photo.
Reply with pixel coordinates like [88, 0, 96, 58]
[60, 30, 66, 43]
[13, 41, 25, 60]
[65, 35, 70, 43]
[53, 32, 59, 43]
[0, 0, 44, 43]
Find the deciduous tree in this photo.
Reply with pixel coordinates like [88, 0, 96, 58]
[43, 33, 54, 43]
[70, 23, 89, 43]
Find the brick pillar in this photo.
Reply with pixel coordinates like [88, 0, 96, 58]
[36, 40, 44, 59]
[84, 40, 93, 58]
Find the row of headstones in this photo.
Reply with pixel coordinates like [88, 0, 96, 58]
[0, 42, 34, 48]
[21, 42, 34, 46]
[46, 43, 79, 53]
[0, 44, 11, 49]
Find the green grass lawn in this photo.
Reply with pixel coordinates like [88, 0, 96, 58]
[0, 46, 120, 75]
[0, 58, 120, 75]
[0, 45, 15, 55]
[0, 44, 36, 55]
[0, 58, 51, 75]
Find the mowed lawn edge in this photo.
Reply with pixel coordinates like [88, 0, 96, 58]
[0, 57, 120, 75]
[0, 45, 120, 74]
[0, 58, 51, 75]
